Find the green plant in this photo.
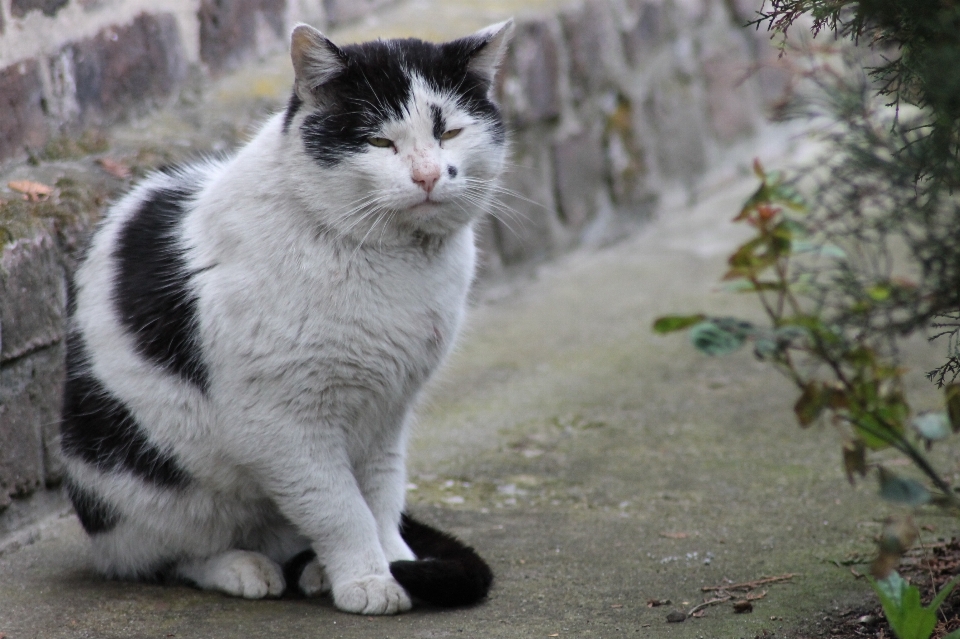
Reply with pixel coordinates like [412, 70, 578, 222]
[655, 160, 960, 517]
[870, 571, 960, 639]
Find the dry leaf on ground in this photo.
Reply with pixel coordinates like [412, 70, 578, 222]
[97, 157, 132, 179]
[8, 180, 53, 202]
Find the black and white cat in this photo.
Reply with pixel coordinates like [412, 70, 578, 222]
[60, 19, 513, 615]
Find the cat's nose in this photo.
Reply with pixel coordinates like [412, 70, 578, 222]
[412, 165, 441, 193]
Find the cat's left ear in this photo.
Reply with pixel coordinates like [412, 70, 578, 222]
[459, 19, 515, 89]
[290, 23, 347, 104]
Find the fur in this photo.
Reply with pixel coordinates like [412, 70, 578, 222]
[61, 20, 514, 615]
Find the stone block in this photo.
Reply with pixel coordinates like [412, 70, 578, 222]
[502, 17, 563, 127]
[199, 0, 287, 74]
[324, 0, 397, 26]
[0, 354, 48, 508]
[11, 0, 68, 17]
[645, 76, 707, 180]
[552, 125, 607, 231]
[604, 94, 654, 212]
[66, 12, 186, 124]
[493, 128, 564, 264]
[701, 47, 758, 142]
[0, 59, 49, 163]
[727, 0, 765, 25]
[34, 345, 66, 485]
[0, 232, 67, 365]
[560, 0, 624, 104]
[622, 0, 670, 67]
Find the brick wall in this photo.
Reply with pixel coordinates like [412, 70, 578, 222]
[0, 0, 785, 534]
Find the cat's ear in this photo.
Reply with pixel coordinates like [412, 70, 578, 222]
[290, 23, 347, 103]
[461, 19, 514, 88]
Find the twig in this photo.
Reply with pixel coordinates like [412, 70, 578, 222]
[687, 595, 732, 616]
[701, 573, 799, 593]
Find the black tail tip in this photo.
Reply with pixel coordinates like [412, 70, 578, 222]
[390, 514, 494, 607]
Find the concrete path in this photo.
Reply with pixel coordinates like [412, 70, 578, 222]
[2, 166, 952, 638]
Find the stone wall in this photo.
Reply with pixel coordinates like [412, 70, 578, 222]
[0, 0, 786, 537]
[0, 0, 414, 165]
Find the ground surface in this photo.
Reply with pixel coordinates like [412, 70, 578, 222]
[2, 166, 958, 639]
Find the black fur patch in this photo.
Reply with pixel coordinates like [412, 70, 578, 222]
[300, 37, 504, 167]
[113, 185, 209, 392]
[447, 165, 458, 178]
[61, 333, 192, 488]
[431, 104, 444, 140]
[64, 478, 120, 535]
[390, 514, 493, 607]
[282, 549, 317, 598]
[282, 91, 302, 133]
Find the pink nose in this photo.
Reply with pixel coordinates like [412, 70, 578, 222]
[412, 165, 441, 193]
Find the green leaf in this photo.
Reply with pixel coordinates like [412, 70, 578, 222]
[927, 576, 959, 615]
[867, 284, 892, 302]
[652, 314, 707, 334]
[878, 467, 931, 506]
[873, 570, 907, 609]
[870, 571, 940, 639]
[791, 240, 846, 258]
[689, 320, 747, 356]
[911, 412, 951, 441]
[853, 414, 895, 450]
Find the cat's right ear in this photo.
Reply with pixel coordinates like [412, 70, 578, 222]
[290, 23, 347, 104]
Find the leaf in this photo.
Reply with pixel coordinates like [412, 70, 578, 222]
[867, 284, 892, 302]
[689, 321, 746, 356]
[869, 570, 956, 639]
[8, 179, 53, 201]
[794, 383, 826, 427]
[774, 325, 810, 347]
[946, 384, 960, 432]
[877, 467, 931, 506]
[911, 412, 951, 441]
[872, 570, 907, 609]
[843, 440, 867, 484]
[96, 157, 131, 178]
[791, 240, 846, 258]
[653, 314, 707, 334]
[854, 414, 894, 450]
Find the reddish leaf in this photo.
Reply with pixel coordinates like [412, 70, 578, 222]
[8, 179, 53, 201]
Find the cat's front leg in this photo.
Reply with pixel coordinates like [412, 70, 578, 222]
[355, 418, 416, 564]
[261, 438, 412, 614]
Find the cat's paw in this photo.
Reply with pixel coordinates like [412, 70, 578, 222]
[201, 550, 286, 599]
[298, 557, 331, 596]
[332, 574, 412, 614]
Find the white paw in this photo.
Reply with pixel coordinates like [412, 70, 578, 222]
[332, 574, 412, 615]
[206, 550, 286, 599]
[298, 557, 331, 596]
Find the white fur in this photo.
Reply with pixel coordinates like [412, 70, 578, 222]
[66, 24, 510, 615]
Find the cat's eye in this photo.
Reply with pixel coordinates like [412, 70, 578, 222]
[440, 128, 463, 141]
[368, 137, 394, 148]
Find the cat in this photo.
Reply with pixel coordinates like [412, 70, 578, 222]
[59, 18, 513, 615]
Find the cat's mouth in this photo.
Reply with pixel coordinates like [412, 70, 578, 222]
[410, 197, 443, 212]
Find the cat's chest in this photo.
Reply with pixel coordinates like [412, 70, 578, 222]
[200, 230, 473, 380]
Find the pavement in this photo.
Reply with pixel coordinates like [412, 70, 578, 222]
[2, 152, 954, 638]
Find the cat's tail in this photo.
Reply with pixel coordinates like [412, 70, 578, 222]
[390, 513, 493, 607]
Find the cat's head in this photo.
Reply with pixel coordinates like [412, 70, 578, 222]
[283, 20, 514, 240]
